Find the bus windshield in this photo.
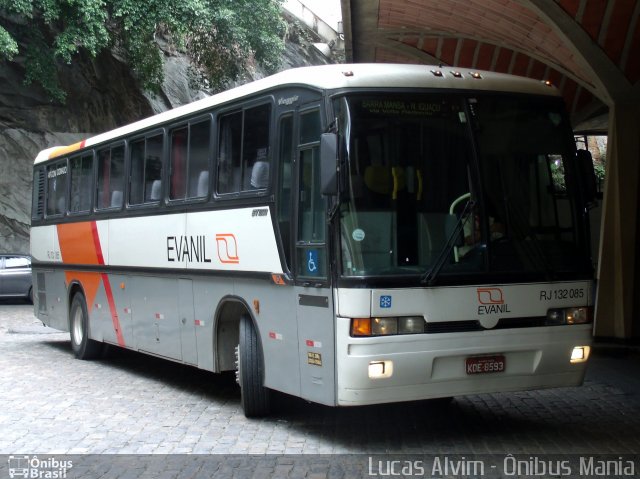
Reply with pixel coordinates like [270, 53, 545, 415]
[336, 93, 591, 281]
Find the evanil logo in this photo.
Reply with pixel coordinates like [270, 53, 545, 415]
[477, 287, 511, 315]
[7, 456, 73, 479]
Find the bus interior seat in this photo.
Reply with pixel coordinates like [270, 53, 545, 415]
[196, 171, 209, 197]
[363, 166, 407, 203]
[364, 166, 391, 195]
[250, 161, 269, 189]
[148, 180, 161, 201]
[111, 190, 123, 208]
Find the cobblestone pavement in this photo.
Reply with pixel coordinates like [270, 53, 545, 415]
[1, 300, 639, 476]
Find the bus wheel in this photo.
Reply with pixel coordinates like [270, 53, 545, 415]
[236, 314, 271, 417]
[70, 293, 102, 360]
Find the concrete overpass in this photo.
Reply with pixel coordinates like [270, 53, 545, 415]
[341, 0, 640, 340]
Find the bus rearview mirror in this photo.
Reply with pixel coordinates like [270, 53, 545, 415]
[576, 149, 597, 204]
[320, 133, 338, 196]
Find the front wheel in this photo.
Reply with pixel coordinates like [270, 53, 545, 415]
[70, 293, 103, 360]
[236, 314, 271, 417]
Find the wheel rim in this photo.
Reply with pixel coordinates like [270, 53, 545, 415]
[72, 307, 84, 345]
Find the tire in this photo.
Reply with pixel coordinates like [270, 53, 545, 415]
[27, 287, 33, 304]
[236, 314, 271, 417]
[69, 293, 103, 360]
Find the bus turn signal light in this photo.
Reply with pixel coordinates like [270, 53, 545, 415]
[352, 318, 372, 336]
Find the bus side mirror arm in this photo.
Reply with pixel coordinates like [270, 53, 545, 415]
[320, 133, 338, 196]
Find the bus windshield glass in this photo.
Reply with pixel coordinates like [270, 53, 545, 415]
[336, 93, 591, 281]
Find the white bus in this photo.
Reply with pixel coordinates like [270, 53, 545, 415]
[30, 64, 597, 417]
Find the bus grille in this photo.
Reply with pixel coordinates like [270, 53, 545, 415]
[424, 316, 551, 333]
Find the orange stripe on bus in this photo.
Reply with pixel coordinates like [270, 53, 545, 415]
[48, 140, 86, 159]
[57, 222, 102, 265]
[58, 221, 125, 347]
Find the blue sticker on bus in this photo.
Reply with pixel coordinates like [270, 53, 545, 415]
[380, 295, 392, 308]
[307, 250, 319, 276]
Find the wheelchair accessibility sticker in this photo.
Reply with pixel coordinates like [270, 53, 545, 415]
[307, 250, 319, 276]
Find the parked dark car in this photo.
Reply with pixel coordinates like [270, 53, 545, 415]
[0, 254, 33, 303]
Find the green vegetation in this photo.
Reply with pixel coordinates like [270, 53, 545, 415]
[0, 0, 285, 102]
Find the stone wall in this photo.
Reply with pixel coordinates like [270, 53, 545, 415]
[0, 11, 333, 253]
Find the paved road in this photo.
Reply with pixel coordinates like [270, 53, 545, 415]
[1, 300, 639, 476]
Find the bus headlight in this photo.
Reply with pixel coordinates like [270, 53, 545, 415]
[546, 307, 592, 325]
[566, 307, 590, 324]
[398, 316, 426, 334]
[351, 317, 426, 336]
[372, 317, 398, 335]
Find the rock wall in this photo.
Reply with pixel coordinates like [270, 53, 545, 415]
[0, 12, 334, 253]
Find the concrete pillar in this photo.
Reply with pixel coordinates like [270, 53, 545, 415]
[594, 89, 640, 340]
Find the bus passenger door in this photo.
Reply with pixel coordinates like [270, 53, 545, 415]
[178, 278, 198, 365]
[293, 105, 337, 406]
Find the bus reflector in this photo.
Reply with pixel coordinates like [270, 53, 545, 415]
[352, 318, 371, 336]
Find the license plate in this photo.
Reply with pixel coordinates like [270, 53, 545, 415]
[465, 355, 506, 375]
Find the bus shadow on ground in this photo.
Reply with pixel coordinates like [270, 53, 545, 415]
[40, 338, 640, 453]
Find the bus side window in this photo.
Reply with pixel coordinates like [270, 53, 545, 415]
[169, 127, 188, 200]
[168, 119, 210, 201]
[130, 134, 163, 205]
[217, 104, 271, 195]
[217, 112, 242, 194]
[69, 153, 93, 213]
[187, 120, 210, 198]
[242, 104, 271, 191]
[46, 159, 68, 216]
[97, 145, 125, 209]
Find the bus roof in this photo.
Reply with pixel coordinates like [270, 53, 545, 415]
[35, 63, 560, 164]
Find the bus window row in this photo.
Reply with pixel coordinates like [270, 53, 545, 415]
[34, 103, 272, 220]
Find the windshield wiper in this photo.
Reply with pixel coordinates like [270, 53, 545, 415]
[421, 200, 475, 286]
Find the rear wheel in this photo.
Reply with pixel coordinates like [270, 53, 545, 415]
[70, 293, 102, 359]
[236, 314, 271, 417]
[27, 287, 33, 304]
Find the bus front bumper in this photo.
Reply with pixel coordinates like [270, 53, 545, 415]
[335, 317, 592, 406]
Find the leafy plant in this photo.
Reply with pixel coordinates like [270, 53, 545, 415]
[0, 0, 285, 101]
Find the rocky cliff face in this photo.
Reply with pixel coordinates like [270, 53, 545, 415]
[0, 12, 333, 253]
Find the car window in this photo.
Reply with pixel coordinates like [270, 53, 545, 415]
[5, 257, 30, 268]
